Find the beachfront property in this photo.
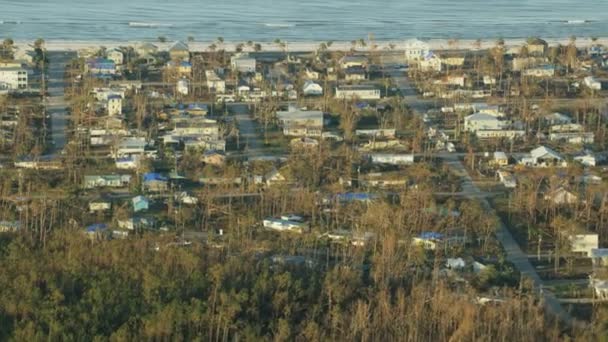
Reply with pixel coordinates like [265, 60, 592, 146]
[0, 63, 28, 90]
[106, 48, 124, 65]
[276, 107, 324, 137]
[335, 85, 381, 100]
[404, 39, 431, 62]
[85, 58, 117, 75]
[339, 55, 368, 69]
[135, 42, 158, 57]
[231, 53, 256, 73]
[169, 41, 190, 61]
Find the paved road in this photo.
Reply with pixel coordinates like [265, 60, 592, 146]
[228, 103, 267, 158]
[388, 68, 437, 113]
[46, 51, 75, 156]
[441, 153, 580, 328]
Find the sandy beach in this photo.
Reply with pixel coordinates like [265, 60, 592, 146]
[11, 37, 608, 54]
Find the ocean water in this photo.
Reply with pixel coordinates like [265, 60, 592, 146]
[1, 0, 607, 42]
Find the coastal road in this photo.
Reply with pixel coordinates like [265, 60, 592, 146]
[46, 51, 75, 156]
[440, 153, 580, 328]
[228, 103, 267, 158]
[388, 68, 437, 113]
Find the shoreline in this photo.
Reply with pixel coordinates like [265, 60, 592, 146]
[13, 37, 608, 53]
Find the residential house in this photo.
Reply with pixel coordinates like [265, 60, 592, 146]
[85, 224, 109, 239]
[335, 85, 381, 100]
[574, 153, 597, 167]
[344, 66, 366, 81]
[544, 112, 572, 125]
[231, 53, 256, 73]
[464, 113, 508, 132]
[419, 52, 442, 72]
[549, 124, 594, 144]
[356, 128, 396, 138]
[169, 41, 190, 61]
[83, 175, 132, 189]
[0, 63, 28, 89]
[276, 107, 324, 137]
[526, 38, 548, 56]
[412, 232, 466, 251]
[107, 95, 122, 116]
[107, 48, 124, 65]
[89, 197, 111, 212]
[143, 173, 168, 192]
[86, 58, 117, 75]
[304, 68, 320, 80]
[303, 81, 323, 96]
[340, 55, 367, 69]
[205, 70, 226, 93]
[512, 57, 547, 72]
[565, 230, 598, 257]
[404, 39, 430, 62]
[520, 146, 567, 167]
[117, 216, 155, 230]
[115, 156, 139, 170]
[115, 137, 147, 157]
[177, 78, 189, 95]
[132, 195, 149, 212]
[0, 221, 21, 232]
[491, 151, 509, 166]
[135, 43, 158, 57]
[523, 64, 555, 77]
[368, 153, 414, 165]
[584, 76, 602, 90]
[263, 217, 308, 233]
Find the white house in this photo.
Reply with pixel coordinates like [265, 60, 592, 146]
[584, 76, 602, 90]
[335, 85, 381, 100]
[567, 232, 598, 256]
[107, 95, 122, 116]
[263, 218, 308, 233]
[89, 198, 111, 212]
[107, 48, 124, 65]
[464, 113, 508, 132]
[115, 137, 147, 157]
[303, 81, 323, 96]
[520, 146, 567, 168]
[369, 153, 414, 165]
[231, 53, 256, 73]
[404, 39, 431, 62]
[419, 52, 442, 72]
[177, 78, 189, 95]
[574, 153, 597, 167]
[0, 63, 28, 89]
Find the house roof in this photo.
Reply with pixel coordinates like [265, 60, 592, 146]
[170, 41, 189, 52]
[143, 173, 167, 182]
[530, 146, 562, 160]
[132, 195, 148, 203]
[465, 113, 499, 121]
[276, 108, 323, 121]
[86, 223, 107, 232]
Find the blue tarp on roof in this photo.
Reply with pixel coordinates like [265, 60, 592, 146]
[86, 223, 107, 232]
[419, 232, 444, 240]
[335, 193, 376, 202]
[143, 173, 167, 182]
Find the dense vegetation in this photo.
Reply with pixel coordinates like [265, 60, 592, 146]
[0, 230, 603, 341]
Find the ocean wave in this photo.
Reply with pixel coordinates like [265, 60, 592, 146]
[0, 20, 22, 25]
[128, 22, 173, 28]
[262, 23, 295, 28]
[564, 19, 591, 24]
